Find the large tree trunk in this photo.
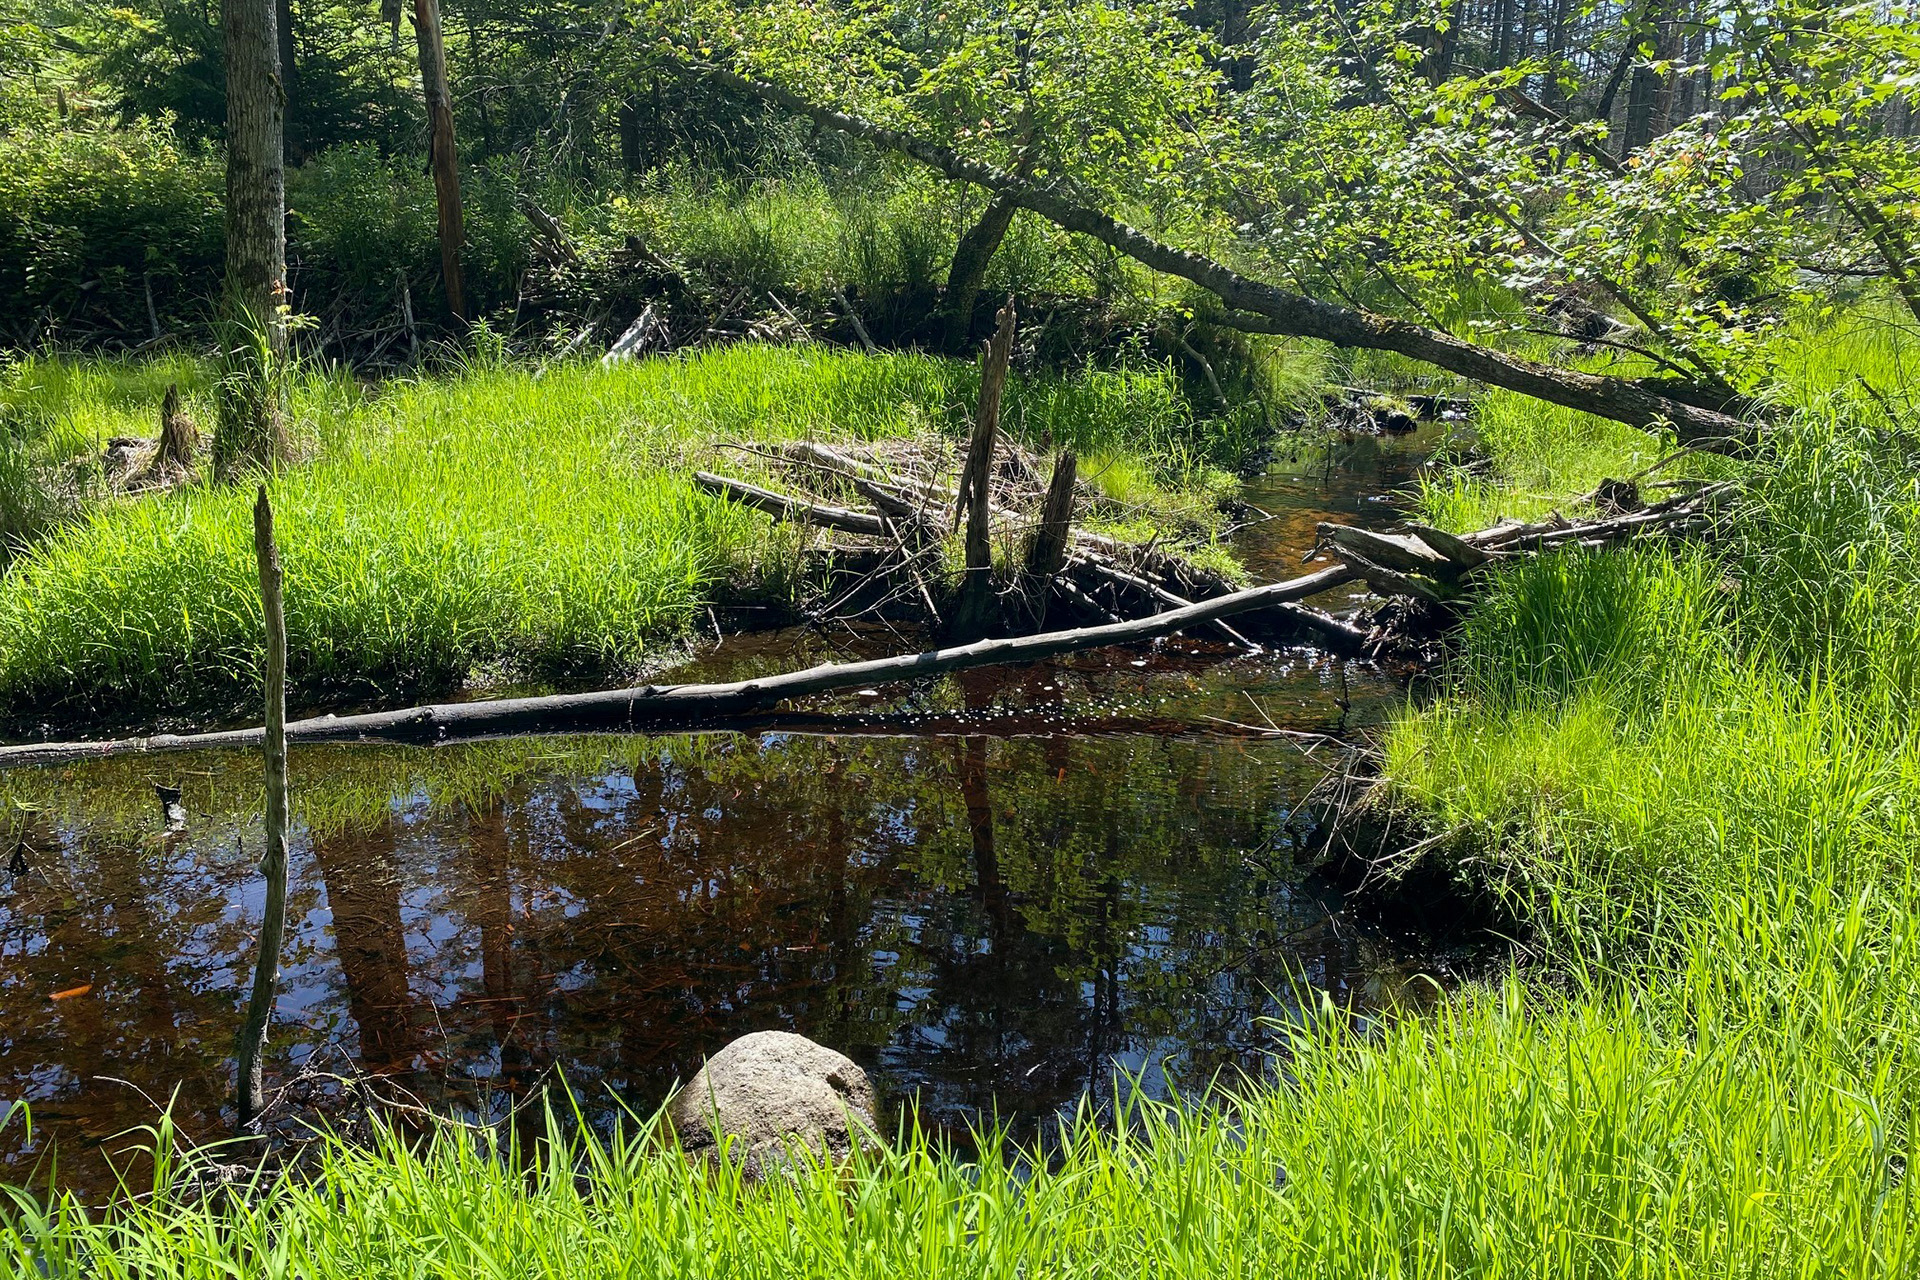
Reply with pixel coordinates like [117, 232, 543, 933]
[413, 0, 466, 325]
[699, 65, 1752, 449]
[215, 0, 288, 472]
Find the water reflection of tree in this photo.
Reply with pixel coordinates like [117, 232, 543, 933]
[0, 816, 322, 1188]
[311, 824, 418, 1073]
[8, 725, 1412, 1193]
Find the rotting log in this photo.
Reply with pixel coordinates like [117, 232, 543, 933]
[1307, 480, 1737, 602]
[1067, 553, 1260, 652]
[1316, 523, 1464, 579]
[0, 565, 1356, 769]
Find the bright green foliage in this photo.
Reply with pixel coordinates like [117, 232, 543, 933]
[656, 0, 1235, 270]
[1250, 0, 1920, 390]
[1377, 392, 1920, 1273]
[0, 350, 213, 547]
[0, 117, 222, 343]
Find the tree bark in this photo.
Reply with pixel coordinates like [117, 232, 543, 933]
[943, 194, 1019, 351]
[275, 0, 299, 161]
[1024, 449, 1078, 579]
[413, 0, 466, 325]
[215, 0, 288, 472]
[694, 64, 1752, 449]
[234, 486, 290, 1131]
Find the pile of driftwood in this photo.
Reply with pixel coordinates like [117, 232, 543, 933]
[690, 298, 1736, 659]
[0, 460, 1735, 768]
[1316, 480, 1736, 608]
[688, 300, 1365, 652]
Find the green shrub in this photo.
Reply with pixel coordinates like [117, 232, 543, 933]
[0, 118, 222, 342]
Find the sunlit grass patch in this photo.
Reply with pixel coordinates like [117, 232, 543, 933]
[0, 345, 1239, 723]
[3, 981, 1911, 1278]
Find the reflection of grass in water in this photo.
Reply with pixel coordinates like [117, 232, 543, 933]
[0, 737, 705, 837]
[0, 346, 1244, 725]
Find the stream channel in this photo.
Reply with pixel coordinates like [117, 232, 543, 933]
[0, 424, 1480, 1194]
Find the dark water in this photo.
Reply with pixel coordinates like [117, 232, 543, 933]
[0, 425, 1459, 1194]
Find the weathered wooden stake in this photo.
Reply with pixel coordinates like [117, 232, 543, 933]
[397, 268, 419, 361]
[954, 298, 1015, 635]
[235, 484, 290, 1132]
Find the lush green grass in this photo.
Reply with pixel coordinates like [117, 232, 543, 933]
[6, 978, 1911, 1280]
[1367, 350, 1920, 1269]
[7, 965, 1914, 1276]
[0, 345, 1240, 722]
[6, 374, 1918, 1278]
[12, 320, 1920, 1275]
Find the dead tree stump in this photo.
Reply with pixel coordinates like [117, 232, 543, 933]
[158, 384, 197, 472]
[1024, 449, 1077, 578]
[953, 298, 1016, 637]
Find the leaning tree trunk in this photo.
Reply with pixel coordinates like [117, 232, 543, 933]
[697, 64, 1753, 450]
[413, 0, 466, 326]
[943, 194, 1019, 352]
[215, 0, 288, 474]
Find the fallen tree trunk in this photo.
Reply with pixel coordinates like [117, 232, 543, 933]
[1308, 479, 1736, 601]
[693, 471, 889, 537]
[692, 62, 1753, 450]
[0, 564, 1355, 769]
[0, 707, 1302, 765]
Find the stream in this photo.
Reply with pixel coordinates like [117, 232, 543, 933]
[0, 424, 1472, 1195]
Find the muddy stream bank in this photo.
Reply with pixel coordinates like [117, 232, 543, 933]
[0, 424, 1481, 1195]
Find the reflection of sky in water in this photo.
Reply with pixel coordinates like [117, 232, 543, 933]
[0, 424, 1471, 1194]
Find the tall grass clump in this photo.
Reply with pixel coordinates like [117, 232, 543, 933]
[0, 346, 1226, 722]
[5, 987, 1912, 1277]
[1374, 389, 1920, 1265]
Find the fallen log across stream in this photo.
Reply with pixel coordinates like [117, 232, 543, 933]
[0, 564, 1354, 769]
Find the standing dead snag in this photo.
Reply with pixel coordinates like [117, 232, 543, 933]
[412, 0, 466, 325]
[954, 299, 1016, 637]
[235, 485, 290, 1132]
